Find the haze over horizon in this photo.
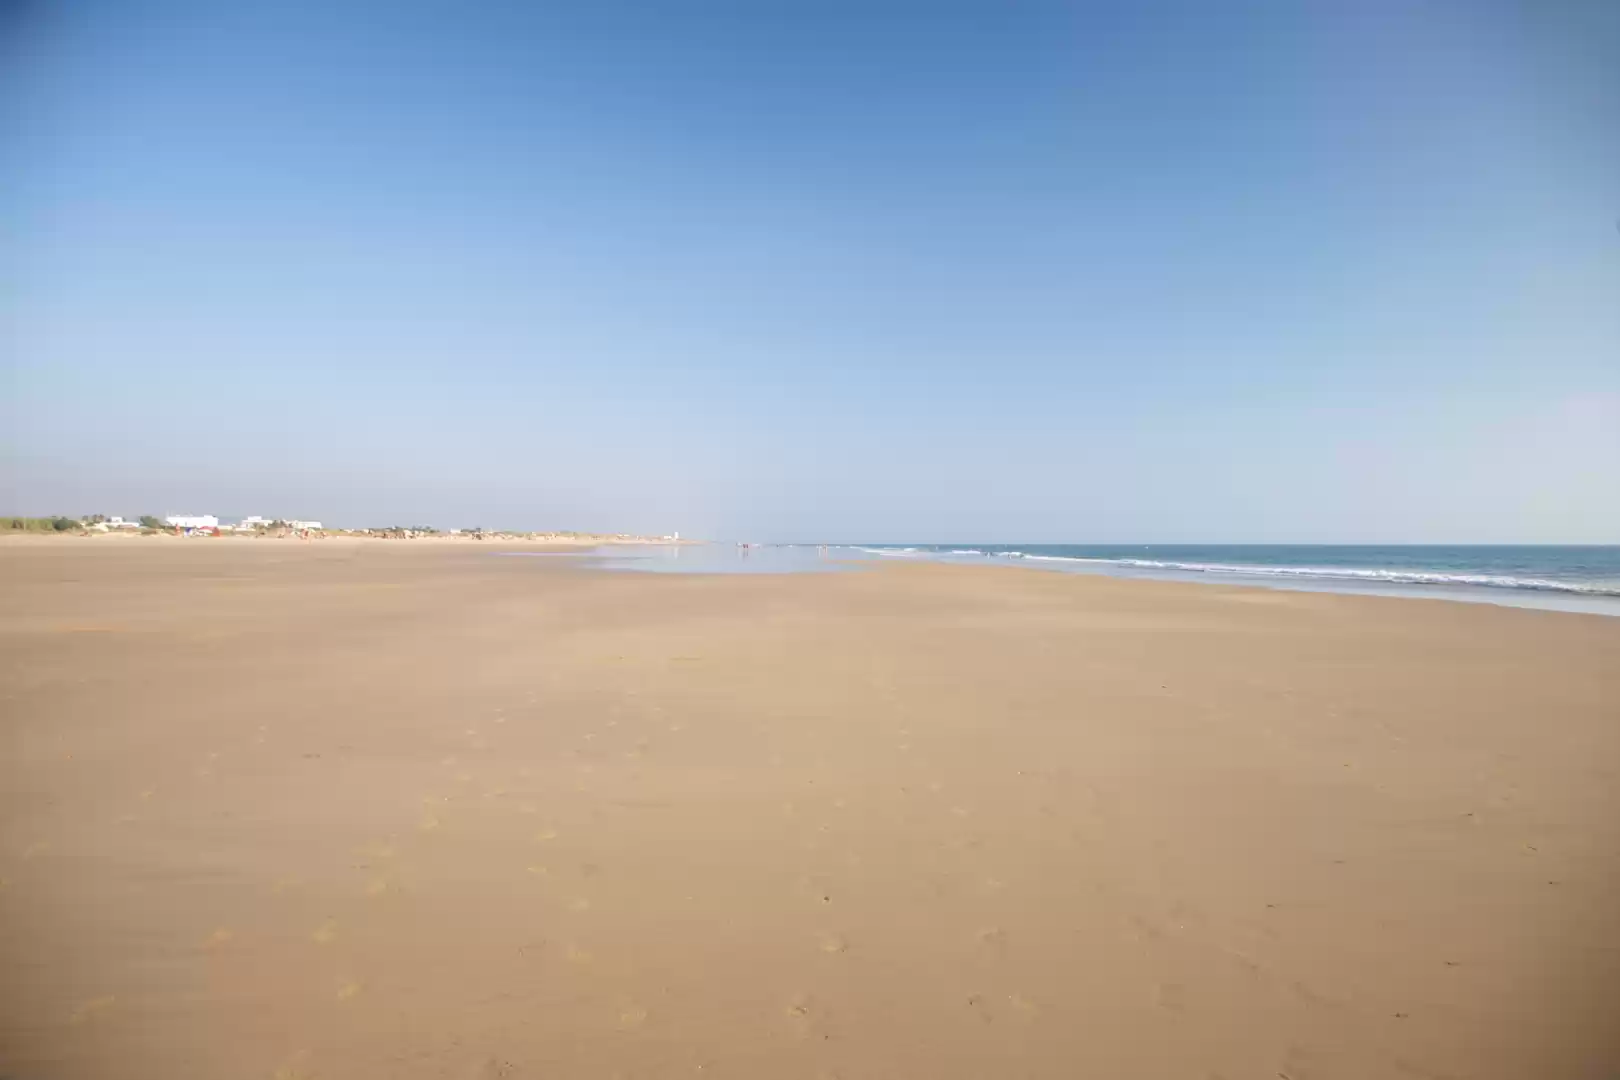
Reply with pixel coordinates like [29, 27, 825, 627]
[5, 1, 1618, 543]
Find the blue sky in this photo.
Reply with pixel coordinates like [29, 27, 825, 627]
[5, 0, 1617, 541]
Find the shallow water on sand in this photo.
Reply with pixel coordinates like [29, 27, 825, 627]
[525, 544, 1620, 616]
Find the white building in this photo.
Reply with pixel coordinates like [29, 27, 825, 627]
[106, 516, 139, 529]
[165, 514, 219, 530]
[238, 516, 273, 530]
[288, 520, 323, 531]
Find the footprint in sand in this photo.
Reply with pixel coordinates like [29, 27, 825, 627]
[977, 927, 1008, 953]
[783, 994, 822, 1040]
[817, 933, 848, 955]
[204, 928, 235, 949]
[70, 996, 117, 1024]
[617, 1002, 648, 1031]
[565, 943, 593, 964]
[336, 979, 363, 1002]
[534, 827, 559, 843]
[312, 920, 338, 945]
[1288, 979, 1338, 1008]
[567, 896, 591, 912]
[419, 813, 442, 833]
[271, 1051, 313, 1080]
[1156, 982, 1187, 1012]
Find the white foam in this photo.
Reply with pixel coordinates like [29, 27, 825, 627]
[849, 549, 1617, 597]
[1108, 559, 1620, 596]
[1024, 554, 1111, 565]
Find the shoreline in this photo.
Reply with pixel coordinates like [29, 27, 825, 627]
[975, 554, 1620, 618]
[8, 531, 1616, 616]
[555, 542, 1620, 618]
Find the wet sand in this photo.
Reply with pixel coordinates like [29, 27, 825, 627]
[2, 539, 1617, 1079]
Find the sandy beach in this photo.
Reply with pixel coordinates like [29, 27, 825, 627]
[1, 538, 1616, 1080]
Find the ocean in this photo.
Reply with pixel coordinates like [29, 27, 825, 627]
[519, 543, 1620, 615]
[849, 544, 1620, 615]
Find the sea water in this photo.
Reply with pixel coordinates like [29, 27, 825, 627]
[847, 544, 1620, 616]
[560, 543, 1620, 615]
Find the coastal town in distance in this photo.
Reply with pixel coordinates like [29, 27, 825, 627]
[1, 513, 680, 542]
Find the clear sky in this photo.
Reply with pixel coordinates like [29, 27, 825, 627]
[5, 0, 1617, 541]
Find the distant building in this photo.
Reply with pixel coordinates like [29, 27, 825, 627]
[106, 517, 139, 529]
[238, 516, 273, 530]
[165, 514, 219, 530]
[288, 520, 322, 531]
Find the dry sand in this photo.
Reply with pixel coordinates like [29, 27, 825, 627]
[1, 539, 1617, 1079]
